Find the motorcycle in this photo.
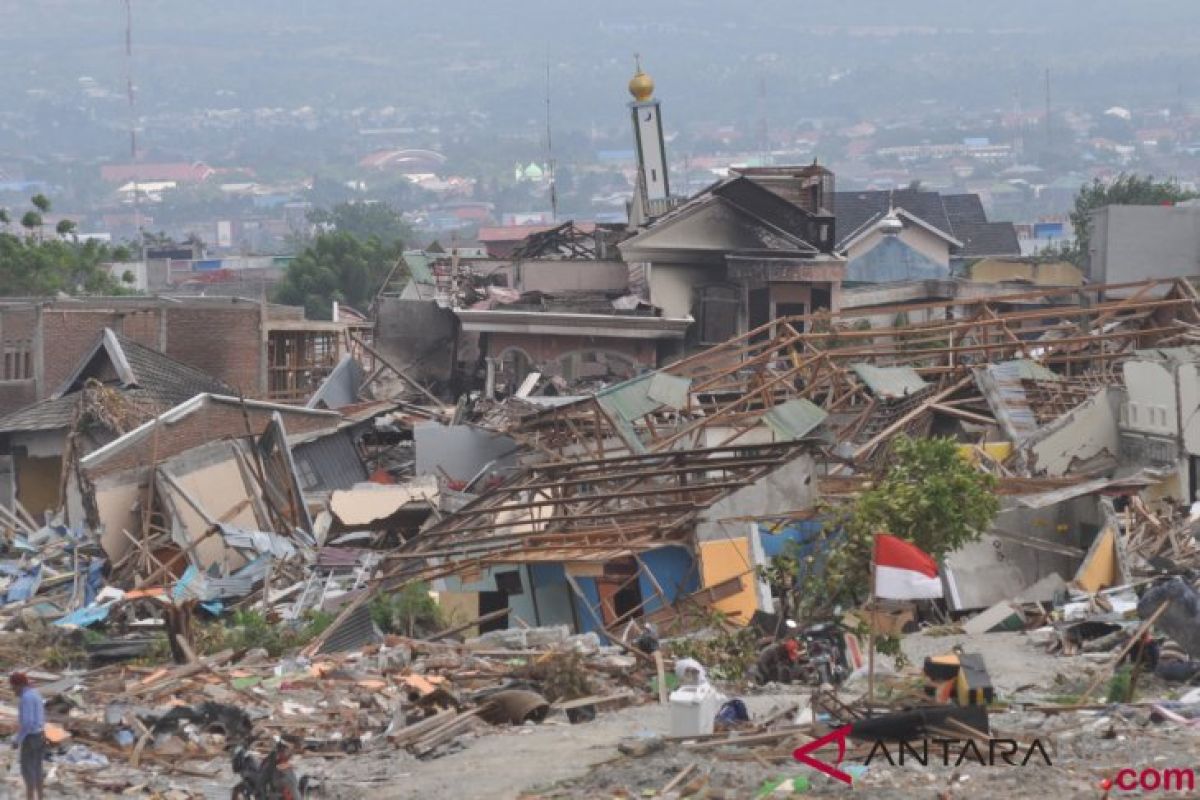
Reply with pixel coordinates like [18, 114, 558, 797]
[751, 621, 850, 687]
[230, 739, 309, 800]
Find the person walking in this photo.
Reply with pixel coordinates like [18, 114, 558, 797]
[10, 672, 44, 800]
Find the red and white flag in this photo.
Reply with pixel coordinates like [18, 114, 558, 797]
[873, 533, 943, 600]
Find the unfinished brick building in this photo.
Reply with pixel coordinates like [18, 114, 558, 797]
[0, 296, 371, 416]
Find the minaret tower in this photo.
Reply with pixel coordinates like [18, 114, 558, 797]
[628, 56, 670, 208]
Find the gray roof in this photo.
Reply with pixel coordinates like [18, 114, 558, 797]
[834, 190, 954, 247]
[941, 194, 989, 228]
[953, 221, 1022, 258]
[0, 329, 232, 434]
[832, 189, 1019, 258]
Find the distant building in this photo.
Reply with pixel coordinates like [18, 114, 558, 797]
[100, 162, 215, 184]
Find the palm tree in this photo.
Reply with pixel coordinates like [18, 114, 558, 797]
[55, 219, 76, 240]
[28, 195, 50, 240]
[20, 211, 42, 239]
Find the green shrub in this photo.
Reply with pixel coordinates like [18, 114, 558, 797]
[370, 583, 443, 637]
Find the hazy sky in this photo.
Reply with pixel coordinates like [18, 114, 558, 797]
[2, 1, 1199, 146]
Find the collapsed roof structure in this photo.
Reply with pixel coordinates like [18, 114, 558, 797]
[355, 277, 1200, 633]
[499, 278, 1200, 464]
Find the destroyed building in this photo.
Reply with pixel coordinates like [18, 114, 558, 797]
[0, 295, 372, 416]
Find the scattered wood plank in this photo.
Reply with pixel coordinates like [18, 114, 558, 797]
[660, 763, 696, 795]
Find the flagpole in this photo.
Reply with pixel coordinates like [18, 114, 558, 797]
[867, 538, 877, 715]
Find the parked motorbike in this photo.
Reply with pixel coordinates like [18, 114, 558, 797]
[751, 621, 850, 686]
[230, 739, 308, 800]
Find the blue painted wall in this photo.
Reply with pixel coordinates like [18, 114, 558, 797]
[846, 235, 950, 283]
[638, 545, 699, 616]
[758, 520, 842, 588]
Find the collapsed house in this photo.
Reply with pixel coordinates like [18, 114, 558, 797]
[362, 276, 1200, 633]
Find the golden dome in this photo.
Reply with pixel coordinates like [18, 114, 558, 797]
[628, 58, 654, 102]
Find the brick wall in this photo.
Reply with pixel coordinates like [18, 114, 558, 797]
[0, 308, 40, 416]
[83, 401, 338, 480]
[118, 309, 163, 348]
[39, 309, 129, 395]
[164, 305, 262, 396]
[0, 382, 37, 416]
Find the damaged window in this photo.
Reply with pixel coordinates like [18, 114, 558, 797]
[697, 285, 739, 345]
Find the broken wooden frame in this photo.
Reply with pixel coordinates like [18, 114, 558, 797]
[503, 278, 1200, 464]
[379, 440, 812, 587]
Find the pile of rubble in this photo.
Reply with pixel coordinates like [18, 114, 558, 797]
[0, 624, 655, 796]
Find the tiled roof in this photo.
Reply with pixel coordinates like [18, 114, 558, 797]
[0, 330, 232, 434]
[834, 190, 954, 248]
[954, 221, 1022, 258]
[832, 189, 1019, 257]
[108, 334, 234, 403]
[941, 193, 989, 228]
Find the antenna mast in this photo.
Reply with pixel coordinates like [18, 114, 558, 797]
[124, 0, 145, 259]
[545, 57, 558, 222]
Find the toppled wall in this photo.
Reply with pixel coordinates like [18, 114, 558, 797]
[696, 453, 819, 542]
[375, 298, 457, 386]
[414, 423, 519, 486]
[94, 438, 258, 568]
[944, 495, 1101, 609]
[1025, 387, 1122, 476]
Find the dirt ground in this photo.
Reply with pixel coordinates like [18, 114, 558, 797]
[23, 631, 1200, 799]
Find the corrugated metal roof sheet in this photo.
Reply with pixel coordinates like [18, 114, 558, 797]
[404, 251, 433, 285]
[219, 525, 297, 560]
[597, 373, 661, 423]
[318, 602, 382, 654]
[975, 360, 1055, 442]
[293, 430, 368, 493]
[647, 373, 692, 410]
[850, 363, 929, 400]
[761, 399, 828, 440]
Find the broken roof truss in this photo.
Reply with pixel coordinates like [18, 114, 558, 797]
[383, 440, 810, 578]
[503, 278, 1200, 464]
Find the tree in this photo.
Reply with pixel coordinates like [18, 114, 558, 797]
[55, 219, 76, 238]
[272, 231, 405, 319]
[0, 232, 132, 296]
[20, 211, 42, 237]
[1067, 174, 1197, 267]
[29, 194, 50, 214]
[790, 435, 999, 617]
[0, 209, 8, 229]
[307, 201, 412, 247]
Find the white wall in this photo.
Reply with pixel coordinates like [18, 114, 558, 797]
[1123, 360, 1178, 438]
[648, 263, 708, 320]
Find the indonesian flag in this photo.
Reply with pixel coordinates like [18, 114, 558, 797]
[873, 533, 943, 600]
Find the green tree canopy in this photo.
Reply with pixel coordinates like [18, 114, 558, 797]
[1067, 174, 1197, 266]
[272, 231, 404, 319]
[793, 435, 999, 615]
[0, 233, 132, 296]
[308, 200, 412, 247]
